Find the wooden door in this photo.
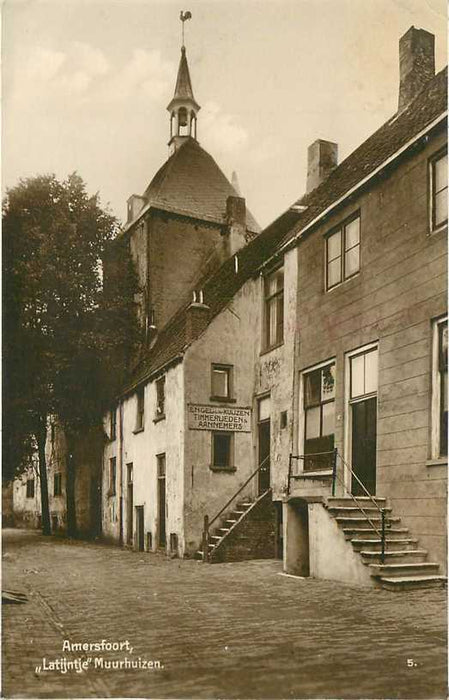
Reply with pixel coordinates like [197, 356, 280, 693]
[157, 455, 166, 548]
[135, 505, 144, 552]
[351, 397, 377, 496]
[258, 420, 271, 494]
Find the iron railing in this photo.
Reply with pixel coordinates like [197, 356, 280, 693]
[288, 449, 389, 563]
[201, 454, 271, 562]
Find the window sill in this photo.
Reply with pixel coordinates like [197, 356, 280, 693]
[292, 470, 332, 479]
[209, 465, 237, 473]
[133, 427, 145, 434]
[326, 271, 360, 294]
[428, 223, 447, 237]
[153, 414, 166, 424]
[260, 341, 284, 357]
[426, 458, 447, 467]
[209, 396, 237, 404]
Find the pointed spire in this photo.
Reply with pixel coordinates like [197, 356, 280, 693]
[167, 45, 200, 151]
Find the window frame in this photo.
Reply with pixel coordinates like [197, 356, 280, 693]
[302, 360, 336, 472]
[109, 457, 117, 497]
[210, 364, 234, 402]
[263, 265, 284, 351]
[135, 386, 145, 432]
[110, 408, 117, 441]
[429, 149, 448, 233]
[431, 315, 448, 460]
[54, 472, 62, 497]
[211, 431, 235, 471]
[155, 376, 166, 420]
[26, 478, 35, 499]
[325, 212, 361, 291]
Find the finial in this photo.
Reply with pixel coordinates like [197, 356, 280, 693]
[180, 10, 192, 47]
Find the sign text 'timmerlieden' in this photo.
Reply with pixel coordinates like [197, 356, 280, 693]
[188, 404, 251, 432]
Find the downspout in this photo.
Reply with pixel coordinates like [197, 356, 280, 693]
[119, 399, 124, 545]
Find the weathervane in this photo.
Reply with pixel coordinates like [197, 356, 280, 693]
[180, 10, 192, 47]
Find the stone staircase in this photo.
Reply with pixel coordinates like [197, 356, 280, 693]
[196, 489, 276, 563]
[325, 497, 446, 591]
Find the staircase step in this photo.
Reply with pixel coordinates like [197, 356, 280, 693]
[361, 550, 427, 564]
[224, 519, 238, 527]
[379, 575, 447, 591]
[217, 527, 231, 535]
[237, 502, 253, 509]
[369, 562, 440, 578]
[329, 506, 392, 518]
[344, 527, 409, 541]
[336, 516, 400, 527]
[327, 497, 387, 508]
[350, 538, 418, 551]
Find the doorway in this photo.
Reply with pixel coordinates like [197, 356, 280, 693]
[348, 346, 378, 496]
[135, 505, 144, 552]
[126, 463, 133, 545]
[157, 454, 166, 548]
[257, 396, 271, 494]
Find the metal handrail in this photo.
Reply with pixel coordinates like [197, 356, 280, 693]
[288, 449, 389, 563]
[202, 454, 271, 562]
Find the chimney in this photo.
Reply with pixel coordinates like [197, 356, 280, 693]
[127, 194, 146, 223]
[185, 290, 209, 343]
[306, 140, 338, 194]
[398, 27, 435, 112]
[223, 195, 247, 257]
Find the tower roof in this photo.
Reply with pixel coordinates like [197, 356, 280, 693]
[143, 138, 260, 233]
[167, 46, 200, 113]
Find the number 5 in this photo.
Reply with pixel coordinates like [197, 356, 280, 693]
[407, 659, 414, 667]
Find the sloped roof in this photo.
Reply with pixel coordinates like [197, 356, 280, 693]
[281, 66, 448, 248]
[143, 138, 260, 233]
[126, 66, 447, 392]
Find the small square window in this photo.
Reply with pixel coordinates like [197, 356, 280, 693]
[326, 214, 360, 290]
[54, 472, 62, 497]
[136, 387, 145, 431]
[211, 364, 233, 400]
[212, 432, 233, 469]
[280, 411, 288, 429]
[156, 377, 165, 418]
[430, 151, 448, 232]
[26, 478, 35, 499]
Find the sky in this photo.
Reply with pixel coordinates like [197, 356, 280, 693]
[3, 0, 447, 228]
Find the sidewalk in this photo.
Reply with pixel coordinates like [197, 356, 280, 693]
[2, 528, 447, 699]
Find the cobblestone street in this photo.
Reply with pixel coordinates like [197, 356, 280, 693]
[1, 529, 447, 699]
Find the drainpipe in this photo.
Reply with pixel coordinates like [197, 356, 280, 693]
[119, 399, 124, 545]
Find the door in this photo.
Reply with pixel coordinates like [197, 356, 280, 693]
[348, 347, 378, 496]
[135, 505, 144, 551]
[126, 464, 133, 545]
[258, 397, 271, 494]
[351, 397, 377, 495]
[157, 454, 166, 548]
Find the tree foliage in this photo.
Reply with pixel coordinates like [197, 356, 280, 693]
[3, 173, 139, 494]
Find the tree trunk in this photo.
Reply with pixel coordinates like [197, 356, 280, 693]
[65, 431, 78, 538]
[36, 416, 51, 536]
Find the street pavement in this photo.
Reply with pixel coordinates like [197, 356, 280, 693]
[1, 528, 447, 699]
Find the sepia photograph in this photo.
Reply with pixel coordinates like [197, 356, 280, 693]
[2, 0, 448, 698]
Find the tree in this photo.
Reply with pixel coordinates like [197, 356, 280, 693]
[3, 173, 139, 537]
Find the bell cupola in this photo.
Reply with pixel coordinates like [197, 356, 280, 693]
[167, 43, 200, 152]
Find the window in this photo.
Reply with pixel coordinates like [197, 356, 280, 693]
[109, 457, 116, 496]
[135, 387, 145, 431]
[432, 317, 448, 458]
[264, 267, 284, 349]
[110, 408, 117, 441]
[326, 214, 360, 290]
[280, 410, 288, 429]
[156, 377, 165, 418]
[430, 151, 448, 231]
[303, 362, 336, 471]
[211, 364, 233, 400]
[26, 478, 35, 499]
[54, 472, 62, 497]
[350, 348, 378, 399]
[212, 432, 233, 469]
